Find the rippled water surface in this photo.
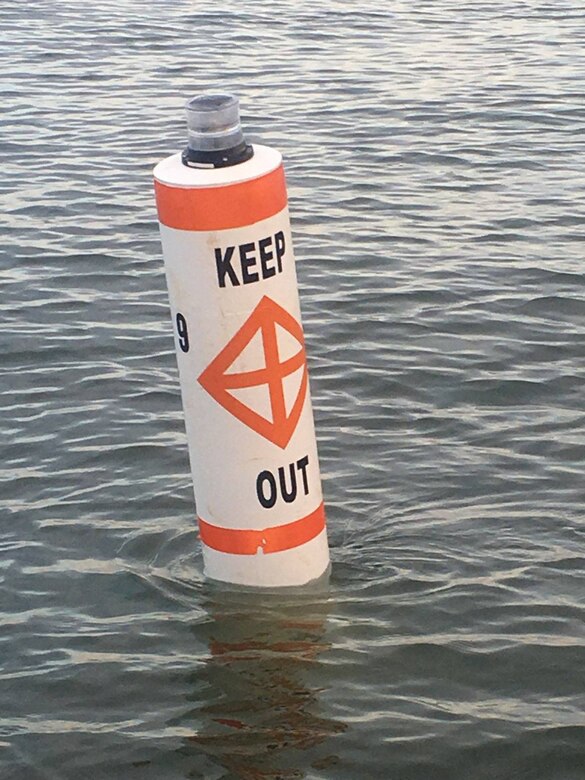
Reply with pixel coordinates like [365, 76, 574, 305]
[2, 1, 585, 778]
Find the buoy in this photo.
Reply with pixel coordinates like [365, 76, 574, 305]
[154, 93, 330, 587]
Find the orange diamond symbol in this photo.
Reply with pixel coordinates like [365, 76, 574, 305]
[198, 296, 308, 449]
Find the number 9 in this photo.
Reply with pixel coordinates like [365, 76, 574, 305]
[176, 312, 189, 353]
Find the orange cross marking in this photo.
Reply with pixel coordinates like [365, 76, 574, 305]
[198, 296, 308, 448]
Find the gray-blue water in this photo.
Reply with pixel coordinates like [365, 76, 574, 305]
[2, 1, 585, 778]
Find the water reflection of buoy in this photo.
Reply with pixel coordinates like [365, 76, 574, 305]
[154, 94, 330, 587]
[184, 590, 346, 778]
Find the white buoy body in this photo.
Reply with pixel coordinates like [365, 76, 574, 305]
[154, 109, 329, 587]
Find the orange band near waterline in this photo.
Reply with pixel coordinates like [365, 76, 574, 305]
[198, 502, 326, 555]
[154, 164, 288, 232]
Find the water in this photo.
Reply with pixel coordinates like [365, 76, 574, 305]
[1, 1, 585, 777]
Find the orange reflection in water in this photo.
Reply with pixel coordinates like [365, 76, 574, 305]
[187, 591, 346, 779]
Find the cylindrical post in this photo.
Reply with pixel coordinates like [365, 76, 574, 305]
[154, 94, 330, 587]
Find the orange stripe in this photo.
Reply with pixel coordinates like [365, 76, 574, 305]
[198, 502, 326, 555]
[154, 164, 287, 231]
